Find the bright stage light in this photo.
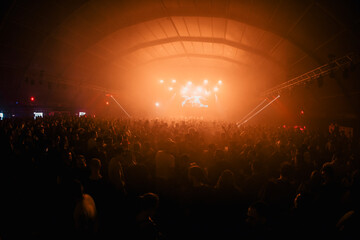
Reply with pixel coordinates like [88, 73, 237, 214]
[106, 101, 109, 105]
[196, 86, 203, 93]
[30, 97, 35, 101]
[187, 81, 192, 85]
[214, 86, 219, 92]
[34, 112, 43, 119]
[218, 80, 222, 85]
[169, 87, 173, 91]
[181, 87, 188, 95]
[159, 79, 164, 84]
[172, 79, 176, 83]
[204, 79, 208, 85]
[155, 102, 160, 107]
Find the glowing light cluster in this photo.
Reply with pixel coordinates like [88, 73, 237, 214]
[178, 80, 222, 95]
[293, 125, 307, 131]
[156, 79, 223, 108]
[33, 112, 43, 119]
[182, 95, 208, 108]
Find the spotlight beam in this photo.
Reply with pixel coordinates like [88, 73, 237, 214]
[239, 95, 280, 126]
[110, 95, 131, 118]
[237, 98, 267, 125]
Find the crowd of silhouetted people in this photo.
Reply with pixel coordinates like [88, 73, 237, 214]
[0, 116, 359, 239]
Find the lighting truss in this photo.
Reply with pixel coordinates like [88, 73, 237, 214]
[261, 53, 358, 97]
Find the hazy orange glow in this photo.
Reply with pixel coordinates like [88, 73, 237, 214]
[1, 0, 356, 123]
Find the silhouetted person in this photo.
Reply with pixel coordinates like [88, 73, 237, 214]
[260, 162, 297, 213]
[131, 193, 164, 240]
[73, 180, 98, 238]
[245, 201, 273, 239]
[336, 170, 360, 239]
[57, 179, 97, 239]
[155, 139, 175, 189]
[183, 165, 215, 238]
[84, 158, 107, 220]
[290, 192, 321, 238]
[316, 162, 345, 235]
[213, 170, 245, 237]
[243, 159, 268, 204]
[133, 141, 145, 164]
[107, 154, 126, 194]
[72, 154, 89, 184]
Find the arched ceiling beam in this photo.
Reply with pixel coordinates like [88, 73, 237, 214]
[106, 36, 284, 70]
[137, 53, 247, 69]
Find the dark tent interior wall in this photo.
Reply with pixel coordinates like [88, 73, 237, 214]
[1, 0, 360, 123]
